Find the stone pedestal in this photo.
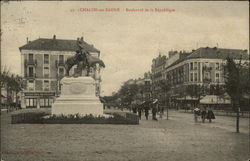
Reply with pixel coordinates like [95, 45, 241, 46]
[52, 77, 103, 116]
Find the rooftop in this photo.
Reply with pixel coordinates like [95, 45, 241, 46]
[187, 47, 248, 60]
[166, 47, 249, 69]
[19, 36, 100, 52]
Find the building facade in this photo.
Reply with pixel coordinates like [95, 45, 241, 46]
[19, 35, 103, 108]
[151, 54, 166, 100]
[152, 47, 249, 108]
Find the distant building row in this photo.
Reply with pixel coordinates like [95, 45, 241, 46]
[151, 47, 249, 108]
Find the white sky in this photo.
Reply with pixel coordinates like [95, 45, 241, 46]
[1, 1, 249, 96]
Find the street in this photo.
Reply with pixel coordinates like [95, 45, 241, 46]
[1, 110, 249, 161]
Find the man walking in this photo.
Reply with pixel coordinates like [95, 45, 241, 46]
[152, 99, 158, 121]
[144, 101, 149, 120]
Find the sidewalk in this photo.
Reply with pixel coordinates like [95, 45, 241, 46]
[178, 109, 249, 118]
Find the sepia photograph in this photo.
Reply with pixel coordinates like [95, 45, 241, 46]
[0, 1, 249, 161]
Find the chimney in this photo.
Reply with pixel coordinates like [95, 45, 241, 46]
[80, 37, 84, 41]
[26, 37, 28, 44]
[77, 37, 80, 41]
[53, 35, 56, 39]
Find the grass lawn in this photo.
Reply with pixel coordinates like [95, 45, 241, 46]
[1, 110, 249, 161]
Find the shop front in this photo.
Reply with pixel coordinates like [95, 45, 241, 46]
[22, 92, 56, 108]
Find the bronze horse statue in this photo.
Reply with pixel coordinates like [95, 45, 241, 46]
[64, 40, 105, 77]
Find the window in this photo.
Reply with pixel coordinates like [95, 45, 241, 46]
[204, 72, 210, 81]
[215, 63, 220, 70]
[28, 53, 34, 61]
[44, 80, 49, 91]
[28, 80, 34, 91]
[59, 55, 64, 63]
[28, 67, 34, 77]
[194, 62, 198, 70]
[216, 73, 220, 82]
[190, 73, 193, 82]
[194, 73, 198, 82]
[190, 62, 193, 70]
[59, 67, 64, 77]
[26, 98, 37, 108]
[44, 54, 49, 64]
[44, 67, 49, 78]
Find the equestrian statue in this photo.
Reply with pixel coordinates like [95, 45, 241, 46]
[64, 39, 105, 77]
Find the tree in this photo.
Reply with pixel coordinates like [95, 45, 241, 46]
[0, 67, 23, 108]
[119, 83, 139, 106]
[159, 80, 170, 119]
[224, 56, 249, 133]
[0, 66, 11, 105]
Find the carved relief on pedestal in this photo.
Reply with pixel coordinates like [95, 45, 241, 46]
[69, 82, 87, 94]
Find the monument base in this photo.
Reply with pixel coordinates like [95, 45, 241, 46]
[52, 77, 103, 116]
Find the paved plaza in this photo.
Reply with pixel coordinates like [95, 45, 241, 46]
[1, 110, 249, 161]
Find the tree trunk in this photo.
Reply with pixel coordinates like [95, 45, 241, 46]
[15, 91, 18, 109]
[236, 103, 240, 133]
[166, 105, 169, 120]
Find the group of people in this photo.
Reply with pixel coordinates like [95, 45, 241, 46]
[131, 99, 161, 121]
[194, 107, 215, 123]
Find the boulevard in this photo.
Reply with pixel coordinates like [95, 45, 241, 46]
[1, 109, 248, 161]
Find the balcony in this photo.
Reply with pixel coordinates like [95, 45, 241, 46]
[25, 73, 36, 79]
[202, 66, 212, 71]
[25, 59, 37, 66]
[203, 78, 211, 83]
[55, 60, 65, 68]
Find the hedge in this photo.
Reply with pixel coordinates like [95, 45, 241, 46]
[11, 112, 139, 125]
[11, 112, 49, 124]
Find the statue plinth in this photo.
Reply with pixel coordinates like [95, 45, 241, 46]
[52, 77, 103, 116]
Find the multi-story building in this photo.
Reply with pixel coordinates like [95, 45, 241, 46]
[142, 72, 152, 100]
[151, 54, 166, 100]
[19, 35, 103, 108]
[150, 47, 249, 108]
[163, 47, 249, 108]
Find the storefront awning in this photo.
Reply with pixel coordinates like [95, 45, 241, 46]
[200, 95, 231, 104]
[176, 96, 199, 101]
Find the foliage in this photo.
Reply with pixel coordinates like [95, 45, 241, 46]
[157, 80, 171, 104]
[11, 112, 48, 124]
[0, 66, 23, 105]
[118, 83, 139, 105]
[224, 56, 249, 133]
[224, 57, 249, 103]
[158, 80, 170, 93]
[11, 111, 139, 124]
[185, 85, 204, 97]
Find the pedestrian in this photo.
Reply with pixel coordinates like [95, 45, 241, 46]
[132, 101, 137, 114]
[201, 107, 207, 123]
[159, 105, 164, 119]
[194, 107, 200, 123]
[152, 99, 158, 121]
[206, 107, 215, 123]
[144, 101, 149, 120]
[137, 104, 142, 120]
